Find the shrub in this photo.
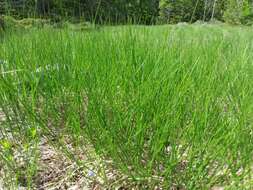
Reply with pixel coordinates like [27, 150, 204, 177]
[1, 16, 50, 30]
[2, 15, 18, 30]
[18, 18, 49, 29]
[223, 0, 253, 25]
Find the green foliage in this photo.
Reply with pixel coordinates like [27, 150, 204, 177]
[159, 0, 226, 23]
[1, 0, 253, 25]
[1, 15, 17, 30]
[223, 0, 253, 25]
[0, 15, 50, 31]
[223, 0, 243, 24]
[0, 0, 160, 24]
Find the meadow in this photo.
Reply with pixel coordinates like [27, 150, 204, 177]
[0, 24, 253, 189]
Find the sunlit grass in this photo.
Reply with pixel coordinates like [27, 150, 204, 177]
[0, 24, 253, 189]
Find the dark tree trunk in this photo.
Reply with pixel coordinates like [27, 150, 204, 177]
[36, 0, 53, 17]
[0, 15, 4, 31]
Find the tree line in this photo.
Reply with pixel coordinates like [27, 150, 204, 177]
[0, 0, 253, 25]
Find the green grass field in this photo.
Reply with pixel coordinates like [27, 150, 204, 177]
[0, 24, 253, 189]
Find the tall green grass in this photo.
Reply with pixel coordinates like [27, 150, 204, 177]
[0, 25, 253, 189]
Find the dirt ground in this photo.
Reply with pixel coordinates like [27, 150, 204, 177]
[0, 109, 124, 190]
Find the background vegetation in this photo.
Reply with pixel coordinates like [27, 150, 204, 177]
[1, 0, 253, 25]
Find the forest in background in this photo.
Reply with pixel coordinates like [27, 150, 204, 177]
[1, 0, 253, 25]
